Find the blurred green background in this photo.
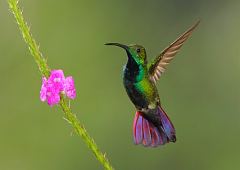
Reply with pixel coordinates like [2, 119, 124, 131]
[1, 0, 240, 169]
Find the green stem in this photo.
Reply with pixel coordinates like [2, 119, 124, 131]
[8, 0, 50, 77]
[60, 97, 113, 170]
[8, 0, 114, 170]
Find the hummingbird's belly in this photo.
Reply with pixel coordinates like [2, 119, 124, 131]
[124, 79, 159, 110]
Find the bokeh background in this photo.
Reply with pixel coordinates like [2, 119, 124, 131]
[1, 0, 240, 169]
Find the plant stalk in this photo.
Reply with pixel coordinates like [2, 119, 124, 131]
[8, 0, 114, 169]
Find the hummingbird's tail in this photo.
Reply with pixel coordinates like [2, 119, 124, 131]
[133, 106, 176, 147]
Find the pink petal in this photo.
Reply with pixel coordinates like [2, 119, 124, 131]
[40, 77, 47, 101]
[65, 76, 76, 99]
[47, 91, 60, 106]
[49, 70, 65, 91]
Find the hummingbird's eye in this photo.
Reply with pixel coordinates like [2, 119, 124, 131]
[136, 48, 141, 53]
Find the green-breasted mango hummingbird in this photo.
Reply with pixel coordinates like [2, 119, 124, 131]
[105, 21, 199, 147]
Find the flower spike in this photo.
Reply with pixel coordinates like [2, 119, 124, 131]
[40, 69, 76, 106]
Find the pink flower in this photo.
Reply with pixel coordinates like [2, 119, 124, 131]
[40, 77, 47, 102]
[40, 69, 76, 106]
[65, 76, 76, 99]
[48, 70, 65, 92]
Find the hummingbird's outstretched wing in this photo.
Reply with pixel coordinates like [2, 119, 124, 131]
[148, 20, 200, 83]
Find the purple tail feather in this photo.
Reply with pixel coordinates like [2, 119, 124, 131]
[133, 106, 176, 147]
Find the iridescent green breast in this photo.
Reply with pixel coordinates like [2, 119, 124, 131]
[123, 64, 159, 109]
[134, 78, 155, 99]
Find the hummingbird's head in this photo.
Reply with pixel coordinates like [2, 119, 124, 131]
[105, 43, 147, 65]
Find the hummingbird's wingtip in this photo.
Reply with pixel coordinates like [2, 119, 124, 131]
[193, 19, 201, 28]
[195, 19, 201, 25]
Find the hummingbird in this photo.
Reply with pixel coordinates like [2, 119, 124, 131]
[105, 21, 199, 147]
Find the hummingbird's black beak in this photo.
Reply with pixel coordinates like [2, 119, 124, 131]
[105, 43, 129, 51]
